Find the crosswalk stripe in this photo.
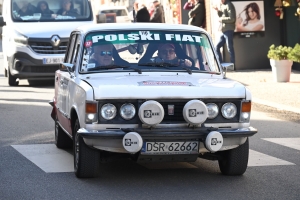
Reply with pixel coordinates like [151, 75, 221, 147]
[11, 144, 296, 173]
[262, 138, 300, 151]
[12, 144, 74, 173]
[248, 149, 295, 167]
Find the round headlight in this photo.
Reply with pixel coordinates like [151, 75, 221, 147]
[101, 104, 117, 120]
[221, 103, 237, 119]
[120, 103, 136, 120]
[206, 103, 219, 119]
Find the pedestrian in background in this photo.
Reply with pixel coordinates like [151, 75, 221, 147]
[213, 0, 236, 65]
[136, 4, 150, 22]
[130, 1, 150, 22]
[187, 0, 205, 28]
[150, 0, 165, 23]
[183, 0, 195, 10]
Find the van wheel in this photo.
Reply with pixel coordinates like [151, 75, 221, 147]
[55, 119, 73, 149]
[4, 68, 7, 77]
[8, 68, 19, 86]
[73, 119, 100, 178]
[218, 138, 249, 176]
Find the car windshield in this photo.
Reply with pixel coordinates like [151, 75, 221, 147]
[80, 30, 220, 74]
[12, 0, 91, 22]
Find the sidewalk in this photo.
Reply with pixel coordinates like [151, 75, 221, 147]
[226, 69, 300, 114]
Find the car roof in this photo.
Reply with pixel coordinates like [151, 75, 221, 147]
[75, 23, 207, 34]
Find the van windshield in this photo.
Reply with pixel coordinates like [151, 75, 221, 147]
[12, 0, 92, 22]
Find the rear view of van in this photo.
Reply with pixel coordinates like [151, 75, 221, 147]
[0, 0, 94, 86]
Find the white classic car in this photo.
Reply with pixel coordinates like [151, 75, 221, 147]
[50, 23, 257, 178]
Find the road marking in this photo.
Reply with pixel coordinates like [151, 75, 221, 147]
[248, 149, 295, 166]
[12, 144, 74, 173]
[11, 144, 295, 173]
[0, 100, 50, 106]
[262, 138, 300, 151]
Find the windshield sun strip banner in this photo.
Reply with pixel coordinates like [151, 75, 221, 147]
[84, 31, 209, 47]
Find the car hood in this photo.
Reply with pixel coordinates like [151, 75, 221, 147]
[84, 74, 246, 100]
[13, 22, 91, 38]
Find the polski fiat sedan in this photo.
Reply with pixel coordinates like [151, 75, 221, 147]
[50, 23, 257, 178]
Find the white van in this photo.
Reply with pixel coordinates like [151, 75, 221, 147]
[0, 0, 94, 86]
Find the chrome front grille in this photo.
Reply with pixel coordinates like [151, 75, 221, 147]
[29, 41, 68, 54]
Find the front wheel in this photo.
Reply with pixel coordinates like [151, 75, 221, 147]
[218, 138, 249, 176]
[73, 119, 100, 178]
[8, 68, 19, 86]
[55, 120, 72, 149]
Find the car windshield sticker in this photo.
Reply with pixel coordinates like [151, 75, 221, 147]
[138, 81, 194, 86]
[87, 63, 95, 68]
[87, 31, 205, 46]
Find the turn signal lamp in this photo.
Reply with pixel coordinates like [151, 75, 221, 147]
[240, 101, 251, 123]
[85, 102, 98, 123]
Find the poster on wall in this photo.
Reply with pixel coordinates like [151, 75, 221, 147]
[232, 1, 265, 32]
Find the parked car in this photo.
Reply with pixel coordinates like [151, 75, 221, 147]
[50, 23, 257, 178]
[97, 6, 131, 23]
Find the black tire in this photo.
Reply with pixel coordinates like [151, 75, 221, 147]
[4, 68, 7, 77]
[73, 119, 100, 178]
[8, 68, 19, 86]
[55, 120, 73, 149]
[218, 138, 249, 176]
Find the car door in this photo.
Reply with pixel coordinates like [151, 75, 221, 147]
[56, 33, 78, 134]
[66, 33, 82, 118]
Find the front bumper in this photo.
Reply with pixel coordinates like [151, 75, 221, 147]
[78, 126, 257, 153]
[78, 127, 257, 140]
[8, 52, 61, 79]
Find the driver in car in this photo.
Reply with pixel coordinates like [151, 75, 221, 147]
[157, 43, 192, 67]
[89, 44, 114, 66]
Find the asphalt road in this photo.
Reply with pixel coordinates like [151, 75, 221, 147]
[0, 61, 300, 200]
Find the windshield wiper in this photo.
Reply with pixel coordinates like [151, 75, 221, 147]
[138, 62, 178, 67]
[89, 65, 142, 74]
[138, 62, 192, 74]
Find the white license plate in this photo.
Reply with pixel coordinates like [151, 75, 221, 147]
[43, 57, 64, 64]
[141, 141, 199, 155]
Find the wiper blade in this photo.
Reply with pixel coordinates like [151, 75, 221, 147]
[89, 65, 142, 74]
[138, 62, 192, 74]
[138, 62, 179, 67]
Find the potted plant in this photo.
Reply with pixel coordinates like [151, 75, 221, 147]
[288, 43, 300, 63]
[267, 44, 293, 82]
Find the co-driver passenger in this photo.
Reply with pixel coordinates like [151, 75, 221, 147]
[157, 43, 192, 67]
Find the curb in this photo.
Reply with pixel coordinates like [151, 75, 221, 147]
[253, 97, 300, 115]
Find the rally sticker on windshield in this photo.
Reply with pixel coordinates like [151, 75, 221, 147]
[138, 81, 194, 86]
[91, 32, 202, 44]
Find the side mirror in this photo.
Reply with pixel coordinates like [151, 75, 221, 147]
[60, 63, 75, 78]
[221, 63, 234, 78]
[221, 63, 235, 71]
[96, 13, 106, 23]
[60, 62, 74, 73]
[0, 16, 6, 27]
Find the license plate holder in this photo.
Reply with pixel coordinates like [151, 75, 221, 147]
[141, 141, 199, 155]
